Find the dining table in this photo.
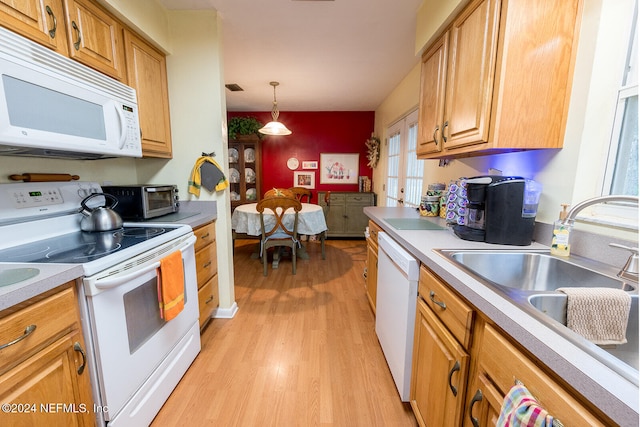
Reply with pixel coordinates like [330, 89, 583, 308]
[231, 202, 328, 267]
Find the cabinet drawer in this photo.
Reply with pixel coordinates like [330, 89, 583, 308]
[0, 284, 78, 373]
[367, 220, 383, 249]
[419, 265, 474, 349]
[197, 274, 218, 328]
[194, 221, 216, 252]
[345, 193, 373, 205]
[195, 241, 217, 287]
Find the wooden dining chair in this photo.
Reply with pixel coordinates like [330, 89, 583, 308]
[288, 186, 312, 203]
[264, 188, 295, 199]
[256, 195, 302, 276]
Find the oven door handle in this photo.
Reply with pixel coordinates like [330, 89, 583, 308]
[94, 235, 197, 289]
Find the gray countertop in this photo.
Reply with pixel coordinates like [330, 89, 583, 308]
[0, 201, 217, 313]
[364, 206, 638, 426]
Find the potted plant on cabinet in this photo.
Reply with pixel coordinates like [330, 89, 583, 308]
[228, 116, 264, 140]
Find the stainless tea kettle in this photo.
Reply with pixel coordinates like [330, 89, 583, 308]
[79, 193, 123, 232]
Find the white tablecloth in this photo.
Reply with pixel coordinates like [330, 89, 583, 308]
[232, 203, 328, 236]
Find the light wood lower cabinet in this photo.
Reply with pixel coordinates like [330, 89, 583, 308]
[412, 297, 470, 426]
[411, 265, 473, 426]
[465, 324, 608, 427]
[410, 264, 614, 426]
[365, 220, 382, 313]
[0, 282, 94, 427]
[194, 221, 218, 330]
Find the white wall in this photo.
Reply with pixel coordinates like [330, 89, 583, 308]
[375, 0, 638, 243]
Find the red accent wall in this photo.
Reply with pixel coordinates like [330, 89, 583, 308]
[228, 111, 375, 202]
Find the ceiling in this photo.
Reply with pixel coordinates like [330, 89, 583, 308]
[158, 0, 423, 112]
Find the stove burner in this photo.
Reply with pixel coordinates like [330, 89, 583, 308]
[46, 242, 123, 261]
[123, 227, 166, 238]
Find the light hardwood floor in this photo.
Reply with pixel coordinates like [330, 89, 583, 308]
[152, 238, 417, 426]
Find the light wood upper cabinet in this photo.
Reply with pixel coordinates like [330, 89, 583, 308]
[62, 0, 124, 80]
[417, 0, 582, 159]
[417, 32, 448, 156]
[0, 0, 68, 54]
[123, 29, 173, 158]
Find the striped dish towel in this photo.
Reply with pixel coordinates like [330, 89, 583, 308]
[496, 382, 561, 427]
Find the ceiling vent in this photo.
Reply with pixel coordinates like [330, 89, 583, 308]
[225, 83, 244, 92]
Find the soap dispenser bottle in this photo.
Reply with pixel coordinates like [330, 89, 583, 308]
[550, 204, 571, 256]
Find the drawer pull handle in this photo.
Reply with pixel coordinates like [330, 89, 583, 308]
[200, 233, 210, 240]
[73, 342, 86, 375]
[448, 360, 460, 396]
[203, 261, 212, 268]
[72, 21, 82, 51]
[429, 291, 447, 310]
[433, 125, 439, 146]
[0, 324, 36, 350]
[205, 296, 214, 304]
[468, 389, 483, 427]
[45, 6, 57, 38]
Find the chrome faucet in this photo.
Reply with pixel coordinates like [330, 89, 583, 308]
[562, 195, 639, 281]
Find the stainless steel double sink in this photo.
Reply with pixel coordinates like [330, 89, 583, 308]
[437, 249, 638, 384]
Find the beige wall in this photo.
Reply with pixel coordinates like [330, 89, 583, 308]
[375, 0, 637, 242]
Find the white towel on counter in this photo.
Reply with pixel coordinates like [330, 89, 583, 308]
[557, 287, 631, 345]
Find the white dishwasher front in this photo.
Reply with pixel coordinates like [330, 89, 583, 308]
[375, 232, 419, 401]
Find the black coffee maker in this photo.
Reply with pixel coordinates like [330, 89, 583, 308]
[453, 176, 540, 246]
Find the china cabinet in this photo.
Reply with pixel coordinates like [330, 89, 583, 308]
[229, 135, 262, 211]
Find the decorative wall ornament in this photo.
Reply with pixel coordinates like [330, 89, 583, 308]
[365, 135, 380, 168]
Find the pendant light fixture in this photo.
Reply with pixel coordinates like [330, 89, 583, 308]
[259, 81, 292, 136]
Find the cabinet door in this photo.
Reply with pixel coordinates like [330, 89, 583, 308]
[365, 243, 377, 313]
[443, 0, 500, 149]
[345, 203, 369, 236]
[124, 29, 173, 158]
[411, 298, 469, 427]
[0, 0, 68, 54]
[63, 0, 124, 80]
[0, 332, 94, 427]
[417, 32, 448, 156]
[465, 324, 609, 427]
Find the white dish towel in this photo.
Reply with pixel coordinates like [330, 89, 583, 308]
[557, 287, 631, 345]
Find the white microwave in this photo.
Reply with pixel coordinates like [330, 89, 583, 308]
[0, 26, 141, 159]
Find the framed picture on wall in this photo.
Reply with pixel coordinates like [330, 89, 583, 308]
[302, 161, 318, 169]
[294, 171, 315, 189]
[320, 153, 359, 184]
